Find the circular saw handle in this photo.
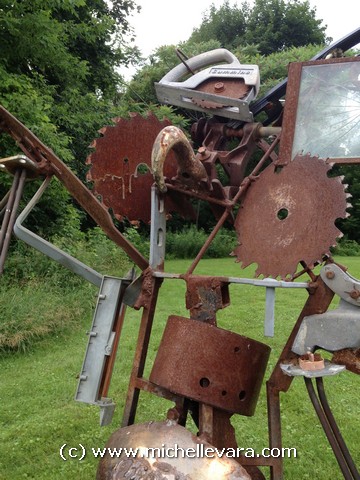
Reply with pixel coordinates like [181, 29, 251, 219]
[161, 48, 240, 83]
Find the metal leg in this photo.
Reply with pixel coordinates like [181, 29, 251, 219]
[305, 377, 358, 480]
[316, 377, 360, 480]
[0, 169, 27, 273]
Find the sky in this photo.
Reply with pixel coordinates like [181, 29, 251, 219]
[120, 0, 359, 79]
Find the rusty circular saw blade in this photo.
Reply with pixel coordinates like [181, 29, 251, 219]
[86, 113, 180, 224]
[191, 78, 251, 109]
[233, 154, 350, 279]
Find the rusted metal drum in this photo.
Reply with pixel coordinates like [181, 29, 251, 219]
[97, 420, 251, 480]
[150, 316, 271, 416]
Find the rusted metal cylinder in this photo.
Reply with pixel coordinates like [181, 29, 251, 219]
[150, 316, 271, 416]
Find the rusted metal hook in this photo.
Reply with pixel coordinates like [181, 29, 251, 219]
[151, 125, 207, 193]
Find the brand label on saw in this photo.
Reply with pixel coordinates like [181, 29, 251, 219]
[209, 67, 255, 76]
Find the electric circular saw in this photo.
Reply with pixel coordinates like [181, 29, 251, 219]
[155, 48, 260, 122]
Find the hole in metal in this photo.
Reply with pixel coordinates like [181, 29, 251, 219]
[277, 208, 288, 220]
[239, 390, 246, 401]
[199, 377, 210, 388]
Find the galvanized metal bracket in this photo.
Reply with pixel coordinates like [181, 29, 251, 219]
[149, 185, 166, 269]
[75, 275, 129, 426]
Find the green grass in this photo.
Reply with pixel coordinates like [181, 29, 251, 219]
[1, 257, 359, 479]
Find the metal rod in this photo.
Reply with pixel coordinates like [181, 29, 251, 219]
[316, 377, 360, 479]
[305, 377, 353, 480]
[0, 189, 11, 216]
[0, 169, 27, 274]
[0, 170, 20, 253]
[121, 277, 163, 427]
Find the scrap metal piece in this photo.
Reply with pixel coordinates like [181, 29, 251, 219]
[280, 361, 345, 378]
[292, 299, 360, 355]
[191, 78, 251, 110]
[233, 154, 349, 279]
[87, 113, 186, 224]
[320, 263, 360, 306]
[332, 348, 360, 375]
[96, 421, 251, 480]
[150, 316, 270, 416]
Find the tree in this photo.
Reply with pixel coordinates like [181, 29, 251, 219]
[245, 0, 328, 55]
[189, 0, 328, 55]
[189, 1, 248, 50]
[0, 0, 140, 237]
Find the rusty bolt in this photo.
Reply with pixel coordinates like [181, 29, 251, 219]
[198, 146, 207, 155]
[349, 289, 360, 300]
[326, 270, 335, 279]
[166, 407, 180, 422]
[214, 82, 225, 93]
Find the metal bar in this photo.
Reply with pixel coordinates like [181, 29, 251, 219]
[316, 377, 360, 479]
[267, 383, 284, 480]
[153, 270, 309, 288]
[121, 276, 163, 427]
[149, 186, 166, 270]
[98, 287, 128, 399]
[0, 170, 20, 253]
[0, 169, 26, 274]
[265, 287, 276, 337]
[305, 377, 353, 480]
[0, 189, 11, 216]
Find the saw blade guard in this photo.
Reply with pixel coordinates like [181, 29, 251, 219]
[155, 48, 260, 121]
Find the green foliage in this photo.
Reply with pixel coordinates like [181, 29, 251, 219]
[166, 225, 237, 259]
[0, 227, 131, 352]
[189, 0, 327, 54]
[189, 1, 247, 50]
[0, 0, 140, 235]
[245, 0, 327, 55]
[332, 238, 360, 256]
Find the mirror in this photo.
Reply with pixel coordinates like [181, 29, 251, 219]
[292, 62, 360, 159]
[278, 56, 360, 165]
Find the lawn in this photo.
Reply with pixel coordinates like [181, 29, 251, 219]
[0, 257, 359, 479]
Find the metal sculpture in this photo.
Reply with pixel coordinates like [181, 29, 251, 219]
[1, 28, 360, 480]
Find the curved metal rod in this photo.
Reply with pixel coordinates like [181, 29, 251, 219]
[13, 176, 103, 287]
[316, 377, 360, 479]
[151, 125, 207, 193]
[304, 377, 354, 479]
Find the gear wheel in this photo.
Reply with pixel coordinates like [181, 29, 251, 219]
[86, 113, 186, 224]
[233, 154, 350, 279]
[191, 78, 251, 109]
